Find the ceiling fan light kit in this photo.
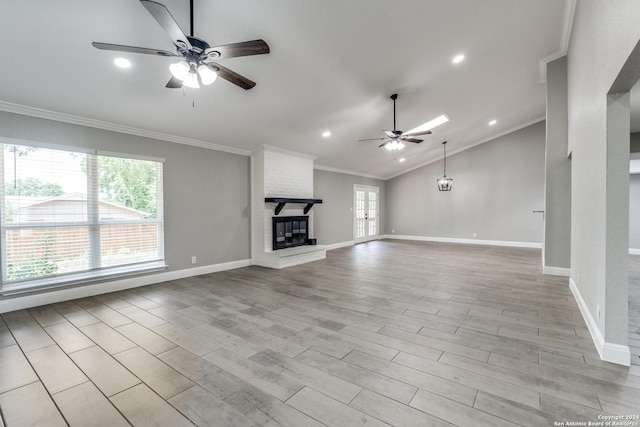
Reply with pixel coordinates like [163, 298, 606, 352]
[197, 64, 217, 84]
[182, 68, 200, 88]
[385, 140, 405, 151]
[437, 141, 453, 191]
[169, 61, 189, 80]
[93, 0, 269, 90]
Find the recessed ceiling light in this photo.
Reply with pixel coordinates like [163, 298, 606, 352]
[489, 119, 497, 125]
[452, 54, 465, 64]
[114, 58, 131, 68]
[322, 131, 331, 138]
[399, 157, 406, 162]
[405, 113, 450, 136]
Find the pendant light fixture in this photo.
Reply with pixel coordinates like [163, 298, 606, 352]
[437, 141, 453, 191]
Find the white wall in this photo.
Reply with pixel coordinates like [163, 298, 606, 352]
[567, 0, 640, 364]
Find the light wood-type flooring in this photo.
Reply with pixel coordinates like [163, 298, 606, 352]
[1, 240, 639, 426]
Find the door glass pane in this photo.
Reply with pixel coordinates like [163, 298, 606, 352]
[368, 191, 377, 237]
[355, 190, 366, 238]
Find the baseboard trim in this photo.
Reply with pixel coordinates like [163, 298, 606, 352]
[569, 277, 630, 366]
[630, 248, 640, 255]
[382, 234, 542, 249]
[602, 342, 632, 366]
[543, 265, 571, 276]
[325, 241, 355, 251]
[0, 259, 251, 314]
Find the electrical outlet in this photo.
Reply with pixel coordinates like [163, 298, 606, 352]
[191, 256, 197, 264]
[392, 229, 395, 233]
[473, 233, 477, 238]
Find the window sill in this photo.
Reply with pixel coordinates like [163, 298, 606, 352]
[0, 261, 167, 296]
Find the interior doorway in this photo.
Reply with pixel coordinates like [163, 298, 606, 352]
[604, 39, 640, 366]
[628, 82, 640, 365]
[354, 185, 379, 243]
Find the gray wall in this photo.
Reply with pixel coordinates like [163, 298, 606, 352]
[313, 169, 385, 245]
[567, 0, 640, 346]
[385, 121, 545, 244]
[631, 174, 640, 250]
[632, 133, 640, 251]
[0, 111, 251, 300]
[544, 56, 572, 269]
[632, 132, 640, 153]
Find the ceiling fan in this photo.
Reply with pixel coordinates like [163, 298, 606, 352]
[92, 0, 269, 90]
[359, 94, 432, 151]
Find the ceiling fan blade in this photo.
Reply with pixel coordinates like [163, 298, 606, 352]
[358, 137, 387, 142]
[165, 76, 183, 88]
[383, 130, 396, 138]
[92, 42, 178, 57]
[207, 62, 256, 90]
[140, 0, 192, 51]
[205, 39, 270, 59]
[402, 130, 432, 137]
[378, 142, 389, 148]
[400, 137, 423, 143]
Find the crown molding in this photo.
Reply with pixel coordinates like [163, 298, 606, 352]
[0, 101, 251, 157]
[385, 116, 545, 180]
[538, 0, 576, 83]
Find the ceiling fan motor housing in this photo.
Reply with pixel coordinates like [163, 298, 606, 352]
[185, 36, 220, 59]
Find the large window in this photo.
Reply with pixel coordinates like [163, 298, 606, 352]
[0, 141, 165, 293]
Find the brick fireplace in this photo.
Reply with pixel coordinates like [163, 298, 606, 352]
[251, 146, 326, 268]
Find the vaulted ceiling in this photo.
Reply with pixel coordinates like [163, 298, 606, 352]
[0, 0, 570, 178]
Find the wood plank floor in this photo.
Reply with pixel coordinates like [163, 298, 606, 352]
[1, 240, 639, 426]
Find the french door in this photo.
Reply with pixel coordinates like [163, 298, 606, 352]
[354, 185, 379, 243]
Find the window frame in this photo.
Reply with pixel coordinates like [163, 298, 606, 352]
[0, 138, 166, 295]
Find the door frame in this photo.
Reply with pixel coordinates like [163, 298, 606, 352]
[353, 184, 380, 243]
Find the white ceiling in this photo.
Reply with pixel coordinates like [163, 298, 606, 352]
[0, 0, 569, 179]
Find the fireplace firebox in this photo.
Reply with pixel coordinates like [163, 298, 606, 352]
[272, 216, 312, 250]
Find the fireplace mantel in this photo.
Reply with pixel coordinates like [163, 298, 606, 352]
[265, 198, 323, 215]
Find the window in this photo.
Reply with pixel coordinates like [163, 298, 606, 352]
[1, 141, 165, 293]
